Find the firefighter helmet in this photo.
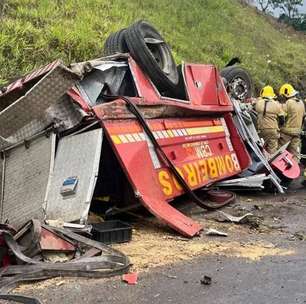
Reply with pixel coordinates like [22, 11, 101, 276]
[279, 83, 298, 98]
[260, 85, 276, 99]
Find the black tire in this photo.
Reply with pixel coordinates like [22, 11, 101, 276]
[103, 29, 128, 56]
[221, 66, 253, 101]
[124, 20, 179, 92]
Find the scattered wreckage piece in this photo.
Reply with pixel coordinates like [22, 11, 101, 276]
[270, 150, 300, 180]
[0, 222, 130, 293]
[217, 211, 253, 223]
[0, 294, 42, 304]
[205, 228, 228, 237]
[15, 220, 76, 258]
[122, 272, 138, 285]
[215, 174, 269, 190]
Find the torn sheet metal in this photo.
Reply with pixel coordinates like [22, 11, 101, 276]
[0, 60, 62, 106]
[45, 128, 103, 224]
[270, 150, 300, 180]
[0, 63, 80, 149]
[76, 61, 128, 106]
[215, 174, 269, 189]
[217, 211, 253, 223]
[206, 228, 228, 237]
[0, 133, 56, 229]
[231, 99, 284, 193]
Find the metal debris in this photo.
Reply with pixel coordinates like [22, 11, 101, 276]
[215, 174, 269, 190]
[217, 211, 254, 223]
[206, 228, 228, 237]
[200, 275, 212, 285]
[122, 272, 138, 285]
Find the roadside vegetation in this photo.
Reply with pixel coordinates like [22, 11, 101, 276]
[1, 0, 306, 93]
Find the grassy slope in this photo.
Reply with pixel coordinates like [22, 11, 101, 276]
[0, 0, 306, 93]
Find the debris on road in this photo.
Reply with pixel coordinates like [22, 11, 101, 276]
[200, 275, 212, 285]
[122, 272, 138, 285]
[0, 221, 130, 292]
[206, 228, 228, 237]
[217, 211, 254, 223]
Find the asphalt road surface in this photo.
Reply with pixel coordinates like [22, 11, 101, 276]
[21, 245, 306, 304]
[14, 185, 306, 304]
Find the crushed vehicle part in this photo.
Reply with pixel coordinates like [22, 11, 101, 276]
[0, 223, 130, 292]
[205, 228, 228, 237]
[45, 128, 103, 224]
[215, 174, 269, 189]
[0, 294, 42, 304]
[231, 99, 284, 193]
[270, 150, 300, 180]
[217, 211, 253, 223]
[16, 220, 76, 256]
[76, 61, 128, 106]
[0, 62, 80, 150]
[234, 99, 300, 184]
[0, 133, 56, 229]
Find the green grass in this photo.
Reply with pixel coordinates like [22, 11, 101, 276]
[1, 0, 306, 93]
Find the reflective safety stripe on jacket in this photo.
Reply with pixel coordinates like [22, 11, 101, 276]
[255, 97, 284, 130]
[281, 97, 305, 135]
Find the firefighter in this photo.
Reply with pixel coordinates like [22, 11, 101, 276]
[279, 83, 305, 163]
[255, 85, 285, 154]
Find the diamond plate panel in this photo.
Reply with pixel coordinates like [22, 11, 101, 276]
[0, 65, 79, 140]
[0, 134, 56, 229]
[45, 129, 103, 223]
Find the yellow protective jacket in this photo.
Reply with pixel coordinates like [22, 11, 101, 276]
[281, 97, 305, 135]
[255, 98, 284, 130]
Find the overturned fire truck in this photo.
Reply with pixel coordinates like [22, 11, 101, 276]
[0, 21, 299, 238]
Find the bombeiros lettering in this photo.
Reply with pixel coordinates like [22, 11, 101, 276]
[158, 153, 240, 196]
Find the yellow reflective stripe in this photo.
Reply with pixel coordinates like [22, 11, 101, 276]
[186, 126, 224, 135]
[111, 135, 122, 144]
[167, 130, 175, 137]
[112, 126, 224, 144]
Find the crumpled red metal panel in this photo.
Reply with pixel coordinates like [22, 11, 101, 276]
[271, 150, 300, 180]
[40, 227, 75, 252]
[184, 64, 232, 107]
[128, 57, 233, 113]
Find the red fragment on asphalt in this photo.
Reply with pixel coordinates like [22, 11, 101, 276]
[122, 273, 138, 285]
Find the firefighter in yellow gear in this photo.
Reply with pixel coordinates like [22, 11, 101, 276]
[279, 83, 305, 163]
[255, 85, 285, 154]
